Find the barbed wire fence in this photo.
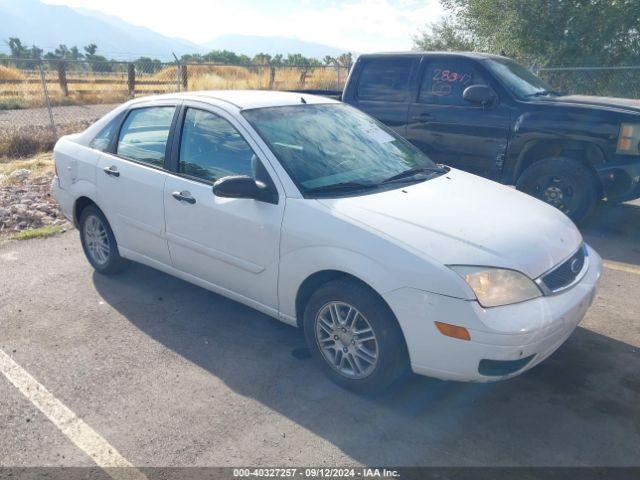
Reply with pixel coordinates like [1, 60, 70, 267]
[2, 58, 639, 159]
[0, 58, 350, 158]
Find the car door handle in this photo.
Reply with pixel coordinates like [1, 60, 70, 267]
[172, 191, 196, 204]
[416, 112, 432, 120]
[103, 166, 120, 177]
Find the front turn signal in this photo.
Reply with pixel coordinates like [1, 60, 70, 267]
[435, 322, 471, 341]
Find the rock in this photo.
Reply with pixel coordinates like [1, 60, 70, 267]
[10, 204, 28, 215]
[9, 169, 31, 182]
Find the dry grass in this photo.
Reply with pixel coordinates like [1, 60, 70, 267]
[0, 64, 344, 110]
[0, 65, 24, 81]
[0, 152, 54, 186]
[0, 129, 56, 158]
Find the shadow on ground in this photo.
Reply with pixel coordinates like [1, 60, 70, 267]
[93, 258, 640, 466]
[581, 201, 640, 266]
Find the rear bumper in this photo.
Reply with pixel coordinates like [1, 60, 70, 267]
[51, 177, 74, 224]
[383, 245, 602, 382]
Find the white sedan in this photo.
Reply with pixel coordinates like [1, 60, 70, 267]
[52, 90, 601, 392]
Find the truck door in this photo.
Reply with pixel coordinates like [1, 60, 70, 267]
[406, 57, 510, 179]
[345, 55, 419, 136]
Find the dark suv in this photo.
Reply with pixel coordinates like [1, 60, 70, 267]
[342, 52, 640, 222]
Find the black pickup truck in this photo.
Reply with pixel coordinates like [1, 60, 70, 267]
[341, 52, 640, 222]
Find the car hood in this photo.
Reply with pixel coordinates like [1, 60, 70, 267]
[552, 95, 640, 114]
[318, 169, 583, 279]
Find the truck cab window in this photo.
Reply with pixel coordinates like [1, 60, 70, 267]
[357, 58, 414, 102]
[419, 61, 488, 106]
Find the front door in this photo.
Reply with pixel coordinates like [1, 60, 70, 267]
[163, 106, 284, 312]
[96, 105, 176, 265]
[406, 58, 511, 179]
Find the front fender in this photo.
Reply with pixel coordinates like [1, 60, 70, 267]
[277, 245, 397, 320]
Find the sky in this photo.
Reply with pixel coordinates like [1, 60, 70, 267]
[41, 0, 445, 52]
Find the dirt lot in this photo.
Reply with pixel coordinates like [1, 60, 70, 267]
[0, 201, 639, 471]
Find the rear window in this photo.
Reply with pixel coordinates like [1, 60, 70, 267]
[356, 58, 414, 102]
[116, 107, 175, 168]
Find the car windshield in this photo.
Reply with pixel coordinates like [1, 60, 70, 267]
[241, 103, 442, 196]
[484, 57, 561, 98]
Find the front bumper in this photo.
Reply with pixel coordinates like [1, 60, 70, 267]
[383, 245, 602, 382]
[597, 158, 640, 202]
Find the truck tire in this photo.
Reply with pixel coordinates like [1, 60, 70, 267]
[516, 157, 600, 223]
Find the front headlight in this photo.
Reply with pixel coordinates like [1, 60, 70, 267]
[616, 123, 640, 155]
[449, 266, 542, 308]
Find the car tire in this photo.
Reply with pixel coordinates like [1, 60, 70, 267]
[79, 205, 129, 275]
[303, 278, 409, 394]
[516, 157, 600, 223]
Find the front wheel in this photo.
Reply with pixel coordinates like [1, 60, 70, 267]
[303, 279, 409, 393]
[516, 157, 600, 223]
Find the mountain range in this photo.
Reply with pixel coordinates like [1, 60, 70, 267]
[0, 0, 348, 60]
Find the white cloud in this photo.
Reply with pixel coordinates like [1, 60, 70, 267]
[42, 0, 444, 52]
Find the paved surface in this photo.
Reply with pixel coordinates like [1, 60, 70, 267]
[0, 104, 117, 130]
[0, 201, 639, 468]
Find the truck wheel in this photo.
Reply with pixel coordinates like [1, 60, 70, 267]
[516, 157, 600, 223]
[303, 279, 409, 394]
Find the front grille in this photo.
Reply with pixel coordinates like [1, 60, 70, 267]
[541, 245, 587, 293]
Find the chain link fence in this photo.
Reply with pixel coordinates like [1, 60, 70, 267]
[0, 59, 349, 159]
[537, 66, 640, 99]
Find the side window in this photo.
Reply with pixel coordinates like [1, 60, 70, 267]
[89, 116, 119, 152]
[357, 58, 414, 102]
[178, 108, 255, 183]
[116, 106, 175, 167]
[419, 60, 488, 106]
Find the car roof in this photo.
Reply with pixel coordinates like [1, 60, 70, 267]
[132, 90, 339, 110]
[358, 51, 509, 61]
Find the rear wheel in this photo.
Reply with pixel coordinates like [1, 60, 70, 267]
[79, 205, 128, 275]
[303, 279, 409, 393]
[516, 157, 600, 223]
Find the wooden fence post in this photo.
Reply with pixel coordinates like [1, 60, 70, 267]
[127, 63, 136, 97]
[181, 64, 188, 91]
[57, 61, 68, 97]
[269, 66, 276, 89]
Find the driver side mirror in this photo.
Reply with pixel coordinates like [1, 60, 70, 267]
[463, 85, 497, 107]
[212, 175, 278, 205]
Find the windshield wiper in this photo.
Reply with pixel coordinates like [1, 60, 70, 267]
[380, 166, 447, 184]
[525, 89, 564, 97]
[303, 181, 379, 195]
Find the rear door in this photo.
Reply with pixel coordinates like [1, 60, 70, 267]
[344, 55, 419, 136]
[406, 57, 511, 178]
[163, 104, 284, 313]
[96, 104, 177, 265]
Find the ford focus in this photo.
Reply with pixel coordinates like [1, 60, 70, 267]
[52, 91, 601, 392]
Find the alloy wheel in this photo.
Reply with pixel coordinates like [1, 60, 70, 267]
[83, 215, 110, 266]
[314, 301, 379, 379]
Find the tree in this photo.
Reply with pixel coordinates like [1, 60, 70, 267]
[6, 37, 42, 68]
[336, 52, 353, 68]
[252, 53, 272, 65]
[323, 55, 336, 66]
[417, 0, 640, 67]
[413, 17, 477, 52]
[134, 56, 162, 73]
